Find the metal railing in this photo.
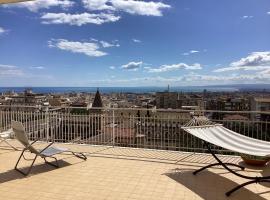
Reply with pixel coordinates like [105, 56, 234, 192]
[0, 105, 269, 154]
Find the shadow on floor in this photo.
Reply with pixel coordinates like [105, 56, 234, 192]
[0, 147, 16, 155]
[165, 169, 268, 200]
[260, 163, 270, 188]
[235, 161, 270, 189]
[0, 156, 86, 185]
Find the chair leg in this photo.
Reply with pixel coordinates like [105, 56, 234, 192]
[72, 152, 87, 160]
[15, 150, 38, 176]
[193, 163, 245, 175]
[44, 157, 59, 168]
[226, 180, 258, 196]
[226, 179, 270, 196]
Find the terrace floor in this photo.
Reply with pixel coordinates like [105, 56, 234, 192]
[0, 140, 270, 200]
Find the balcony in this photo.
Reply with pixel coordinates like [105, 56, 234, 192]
[1, 141, 270, 200]
[1, 106, 270, 199]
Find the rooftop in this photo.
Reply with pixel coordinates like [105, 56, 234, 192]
[0, 141, 270, 200]
[254, 98, 270, 103]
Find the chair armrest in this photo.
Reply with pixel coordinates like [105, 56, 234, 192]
[23, 138, 40, 150]
[40, 141, 55, 153]
[30, 138, 40, 146]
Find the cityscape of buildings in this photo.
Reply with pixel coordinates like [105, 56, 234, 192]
[1, 87, 270, 118]
[1, 87, 270, 150]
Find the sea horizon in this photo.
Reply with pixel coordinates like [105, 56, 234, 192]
[1, 84, 270, 94]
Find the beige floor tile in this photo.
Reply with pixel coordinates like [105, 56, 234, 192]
[0, 142, 269, 200]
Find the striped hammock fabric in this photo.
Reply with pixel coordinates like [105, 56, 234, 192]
[182, 116, 270, 157]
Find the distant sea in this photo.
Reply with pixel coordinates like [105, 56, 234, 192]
[0, 86, 239, 94]
[0, 85, 269, 94]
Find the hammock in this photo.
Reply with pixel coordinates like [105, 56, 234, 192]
[182, 116, 270, 157]
[181, 116, 270, 197]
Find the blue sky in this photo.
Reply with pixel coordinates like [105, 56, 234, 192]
[0, 0, 270, 87]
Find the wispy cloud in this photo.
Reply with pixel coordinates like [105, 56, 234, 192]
[48, 39, 108, 57]
[41, 12, 121, 26]
[109, 66, 115, 69]
[267, 11, 270, 15]
[214, 51, 270, 72]
[182, 50, 199, 56]
[0, 64, 24, 77]
[179, 72, 270, 84]
[147, 63, 202, 73]
[82, 0, 171, 16]
[82, 0, 115, 11]
[132, 38, 141, 43]
[4, 0, 74, 12]
[214, 66, 270, 73]
[121, 61, 142, 71]
[242, 15, 253, 19]
[100, 40, 120, 48]
[83, 70, 270, 86]
[30, 66, 45, 70]
[0, 27, 7, 35]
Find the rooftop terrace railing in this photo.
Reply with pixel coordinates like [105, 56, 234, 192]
[0, 105, 269, 154]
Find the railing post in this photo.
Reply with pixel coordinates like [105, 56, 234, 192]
[0, 109, 2, 132]
[112, 108, 115, 147]
[45, 108, 49, 142]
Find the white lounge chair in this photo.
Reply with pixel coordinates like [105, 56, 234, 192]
[182, 116, 270, 196]
[0, 128, 18, 150]
[12, 121, 87, 176]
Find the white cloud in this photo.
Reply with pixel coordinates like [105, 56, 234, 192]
[0, 27, 6, 34]
[242, 15, 253, 19]
[0, 64, 24, 76]
[186, 71, 270, 84]
[214, 66, 270, 73]
[85, 71, 270, 86]
[73, 68, 270, 86]
[48, 39, 108, 57]
[257, 68, 270, 75]
[132, 38, 141, 43]
[82, 0, 171, 16]
[121, 61, 142, 70]
[148, 63, 202, 73]
[109, 66, 115, 69]
[214, 51, 270, 72]
[39, 0, 170, 27]
[82, 0, 115, 11]
[111, 0, 170, 16]
[30, 66, 45, 70]
[100, 40, 120, 48]
[5, 0, 74, 12]
[182, 50, 199, 56]
[267, 12, 270, 15]
[182, 52, 189, 56]
[231, 51, 270, 67]
[41, 12, 121, 26]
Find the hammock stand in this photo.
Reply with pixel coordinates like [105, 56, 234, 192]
[182, 116, 270, 196]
